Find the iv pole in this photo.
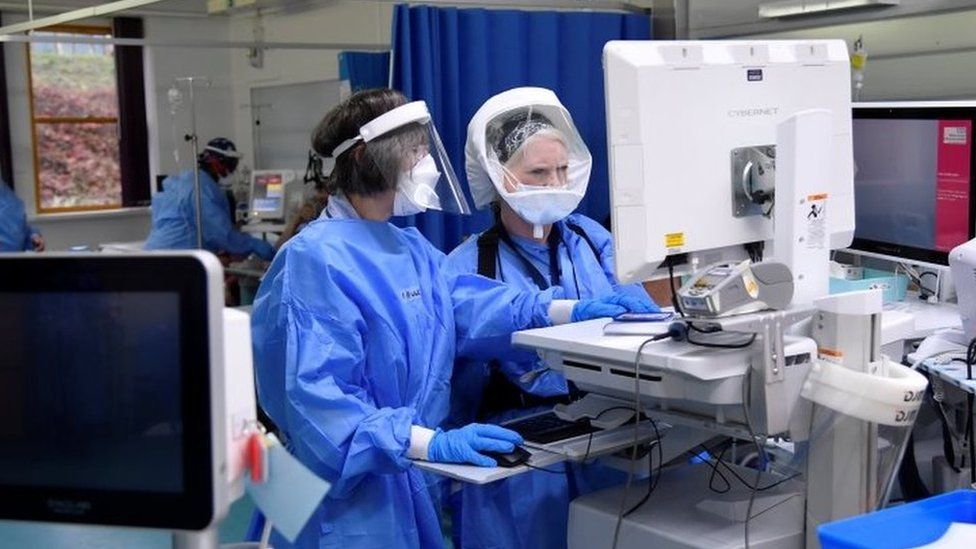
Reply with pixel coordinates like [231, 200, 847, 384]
[173, 76, 211, 250]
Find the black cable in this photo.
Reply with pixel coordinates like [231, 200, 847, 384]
[697, 442, 801, 492]
[968, 393, 975, 486]
[623, 418, 664, 517]
[667, 258, 684, 318]
[700, 444, 732, 494]
[530, 405, 647, 475]
[925, 374, 962, 473]
[612, 336, 659, 549]
[580, 405, 637, 464]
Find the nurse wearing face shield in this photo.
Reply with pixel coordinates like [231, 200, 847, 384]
[250, 89, 654, 549]
[443, 87, 659, 549]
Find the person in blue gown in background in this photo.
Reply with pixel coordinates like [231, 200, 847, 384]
[144, 137, 274, 260]
[0, 180, 44, 252]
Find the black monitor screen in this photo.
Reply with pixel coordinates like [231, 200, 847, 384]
[0, 255, 214, 530]
[0, 292, 183, 493]
[852, 107, 976, 264]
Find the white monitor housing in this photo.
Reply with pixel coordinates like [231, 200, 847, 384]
[604, 40, 855, 284]
[949, 238, 976, 341]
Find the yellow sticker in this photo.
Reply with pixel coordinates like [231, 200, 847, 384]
[665, 232, 685, 248]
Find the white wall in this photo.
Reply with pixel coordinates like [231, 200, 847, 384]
[144, 15, 235, 182]
[2, 12, 233, 250]
[737, 9, 976, 101]
[226, 1, 393, 166]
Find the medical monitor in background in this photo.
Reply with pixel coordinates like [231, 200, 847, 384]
[249, 169, 298, 222]
[0, 252, 241, 534]
[604, 40, 855, 284]
[850, 102, 976, 266]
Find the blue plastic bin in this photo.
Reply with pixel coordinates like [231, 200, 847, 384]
[829, 268, 909, 304]
[818, 490, 976, 549]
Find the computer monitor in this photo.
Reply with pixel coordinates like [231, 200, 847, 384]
[249, 169, 298, 222]
[604, 40, 855, 284]
[0, 252, 249, 534]
[850, 102, 976, 266]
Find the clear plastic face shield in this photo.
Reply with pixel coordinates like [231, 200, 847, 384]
[330, 101, 471, 217]
[800, 355, 928, 511]
[468, 90, 592, 237]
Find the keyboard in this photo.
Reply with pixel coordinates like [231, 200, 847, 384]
[505, 412, 602, 444]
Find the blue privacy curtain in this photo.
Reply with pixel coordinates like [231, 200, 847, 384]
[338, 51, 391, 91]
[391, 5, 651, 252]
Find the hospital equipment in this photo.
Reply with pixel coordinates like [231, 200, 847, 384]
[848, 102, 976, 267]
[247, 169, 302, 223]
[676, 260, 794, 318]
[509, 40, 928, 549]
[0, 252, 259, 549]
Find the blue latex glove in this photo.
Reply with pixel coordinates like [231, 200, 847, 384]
[571, 293, 660, 322]
[427, 423, 524, 467]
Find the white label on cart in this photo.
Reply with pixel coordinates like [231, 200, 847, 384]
[806, 193, 827, 249]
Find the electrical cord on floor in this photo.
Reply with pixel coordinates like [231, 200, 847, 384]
[611, 336, 659, 549]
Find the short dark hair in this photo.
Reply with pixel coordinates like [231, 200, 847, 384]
[311, 88, 408, 197]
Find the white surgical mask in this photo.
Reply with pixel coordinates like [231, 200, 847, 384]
[504, 187, 584, 237]
[393, 154, 442, 217]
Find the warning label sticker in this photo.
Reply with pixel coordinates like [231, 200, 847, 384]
[665, 232, 685, 248]
[806, 193, 827, 249]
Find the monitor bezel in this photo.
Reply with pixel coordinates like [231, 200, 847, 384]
[850, 104, 976, 266]
[0, 254, 215, 530]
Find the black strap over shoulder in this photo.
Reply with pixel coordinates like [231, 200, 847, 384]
[564, 219, 602, 265]
[476, 224, 503, 279]
[476, 221, 550, 290]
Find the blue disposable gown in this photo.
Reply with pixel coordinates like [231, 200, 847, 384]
[443, 213, 649, 549]
[144, 169, 274, 260]
[0, 183, 40, 251]
[250, 196, 560, 549]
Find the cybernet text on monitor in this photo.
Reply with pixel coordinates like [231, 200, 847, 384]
[851, 102, 976, 265]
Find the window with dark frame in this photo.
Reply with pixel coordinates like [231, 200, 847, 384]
[27, 25, 121, 213]
[25, 19, 149, 213]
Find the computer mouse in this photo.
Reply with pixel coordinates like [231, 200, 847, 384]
[484, 446, 531, 468]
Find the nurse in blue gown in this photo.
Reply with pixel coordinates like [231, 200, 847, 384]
[444, 87, 659, 549]
[250, 89, 654, 549]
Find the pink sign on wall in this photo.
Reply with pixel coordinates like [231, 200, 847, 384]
[935, 120, 972, 252]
